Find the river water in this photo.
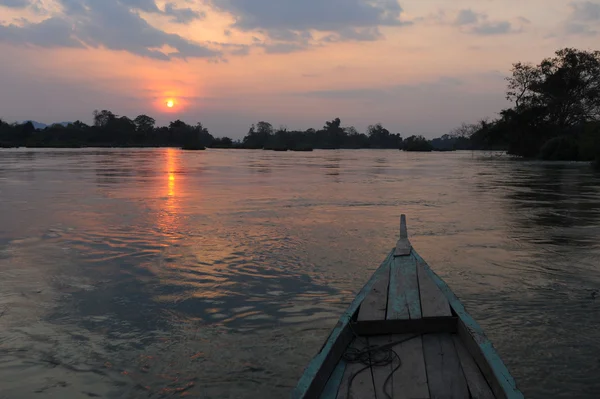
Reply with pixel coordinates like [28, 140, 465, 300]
[0, 148, 599, 399]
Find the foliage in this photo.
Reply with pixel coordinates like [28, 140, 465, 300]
[539, 136, 579, 160]
[242, 122, 273, 149]
[212, 136, 233, 148]
[240, 118, 402, 150]
[1, 113, 408, 150]
[507, 48, 600, 126]
[402, 135, 433, 152]
[577, 121, 600, 161]
[0, 111, 216, 148]
[134, 114, 156, 133]
[453, 47, 600, 160]
[93, 110, 117, 127]
[367, 123, 402, 148]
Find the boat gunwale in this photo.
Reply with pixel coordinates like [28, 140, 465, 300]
[291, 250, 395, 399]
[292, 215, 524, 399]
[413, 250, 524, 399]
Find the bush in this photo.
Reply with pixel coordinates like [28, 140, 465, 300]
[402, 135, 433, 152]
[539, 136, 579, 160]
[578, 122, 600, 162]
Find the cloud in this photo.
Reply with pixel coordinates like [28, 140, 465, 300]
[297, 76, 467, 100]
[0, 0, 48, 14]
[564, 1, 600, 35]
[0, 0, 29, 7]
[323, 27, 382, 42]
[0, 0, 220, 60]
[163, 2, 205, 24]
[569, 1, 600, 20]
[447, 9, 525, 35]
[263, 42, 307, 54]
[286, 75, 509, 136]
[454, 9, 481, 26]
[208, 0, 411, 49]
[0, 17, 85, 48]
[471, 21, 512, 35]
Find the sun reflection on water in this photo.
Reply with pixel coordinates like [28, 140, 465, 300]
[158, 148, 181, 244]
[167, 148, 176, 198]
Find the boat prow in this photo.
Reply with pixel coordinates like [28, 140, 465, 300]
[292, 215, 523, 399]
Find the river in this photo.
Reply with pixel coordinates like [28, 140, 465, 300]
[0, 148, 599, 398]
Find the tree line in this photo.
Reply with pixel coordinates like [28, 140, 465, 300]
[2, 47, 599, 165]
[0, 110, 223, 150]
[0, 111, 438, 151]
[453, 47, 600, 166]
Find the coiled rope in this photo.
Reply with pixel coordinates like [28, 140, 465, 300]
[342, 326, 420, 399]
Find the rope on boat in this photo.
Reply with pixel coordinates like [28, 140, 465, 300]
[343, 325, 420, 399]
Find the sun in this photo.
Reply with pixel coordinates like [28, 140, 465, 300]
[166, 99, 174, 108]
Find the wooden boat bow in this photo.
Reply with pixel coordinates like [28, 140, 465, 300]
[292, 215, 523, 399]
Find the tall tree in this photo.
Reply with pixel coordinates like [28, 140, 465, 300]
[322, 117, 344, 148]
[93, 110, 117, 127]
[134, 114, 156, 133]
[243, 121, 273, 148]
[505, 48, 600, 127]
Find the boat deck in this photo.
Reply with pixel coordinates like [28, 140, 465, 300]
[325, 332, 489, 399]
[319, 238, 496, 398]
[293, 215, 522, 399]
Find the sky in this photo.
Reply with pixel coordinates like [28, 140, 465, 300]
[0, 0, 599, 138]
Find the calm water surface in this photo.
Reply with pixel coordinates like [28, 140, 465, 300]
[0, 149, 599, 398]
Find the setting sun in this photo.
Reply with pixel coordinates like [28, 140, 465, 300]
[166, 99, 174, 108]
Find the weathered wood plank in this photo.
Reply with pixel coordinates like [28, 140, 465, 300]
[400, 214, 408, 239]
[357, 259, 391, 321]
[394, 239, 412, 257]
[457, 321, 507, 399]
[387, 255, 421, 320]
[292, 250, 395, 399]
[390, 334, 430, 399]
[422, 333, 469, 399]
[336, 363, 373, 399]
[395, 215, 412, 256]
[368, 336, 393, 399]
[417, 261, 452, 318]
[336, 338, 375, 399]
[452, 336, 495, 399]
[320, 360, 347, 399]
[413, 251, 524, 399]
[351, 317, 457, 336]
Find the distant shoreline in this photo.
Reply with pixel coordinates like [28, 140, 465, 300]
[0, 145, 486, 152]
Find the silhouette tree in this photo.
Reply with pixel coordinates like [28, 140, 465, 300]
[322, 118, 344, 148]
[134, 115, 156, 133]
[243, 121, 273, 148]
[368, 123, 401, 148]
[403, 135, 433, 152]
[93, 110, 117, 127]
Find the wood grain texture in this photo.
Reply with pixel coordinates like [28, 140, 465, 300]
[368, 336, 394, 399]
[457, 321, 508, 399]
[422, 333, 469, 399]
[412, 251, 524, 399]
[357, 260, 391, 322]
[452, 335, 495, 399]
[336, 339, 375, 399]
[400, 214, 408, 239]
[387, 255, 421, 320]
[390, 334, 430, 399]
[394, 239, 412, 257]
[417, 261, 452, 318]
[320, 360, 347, 399]
[292, 250, 395, 399]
